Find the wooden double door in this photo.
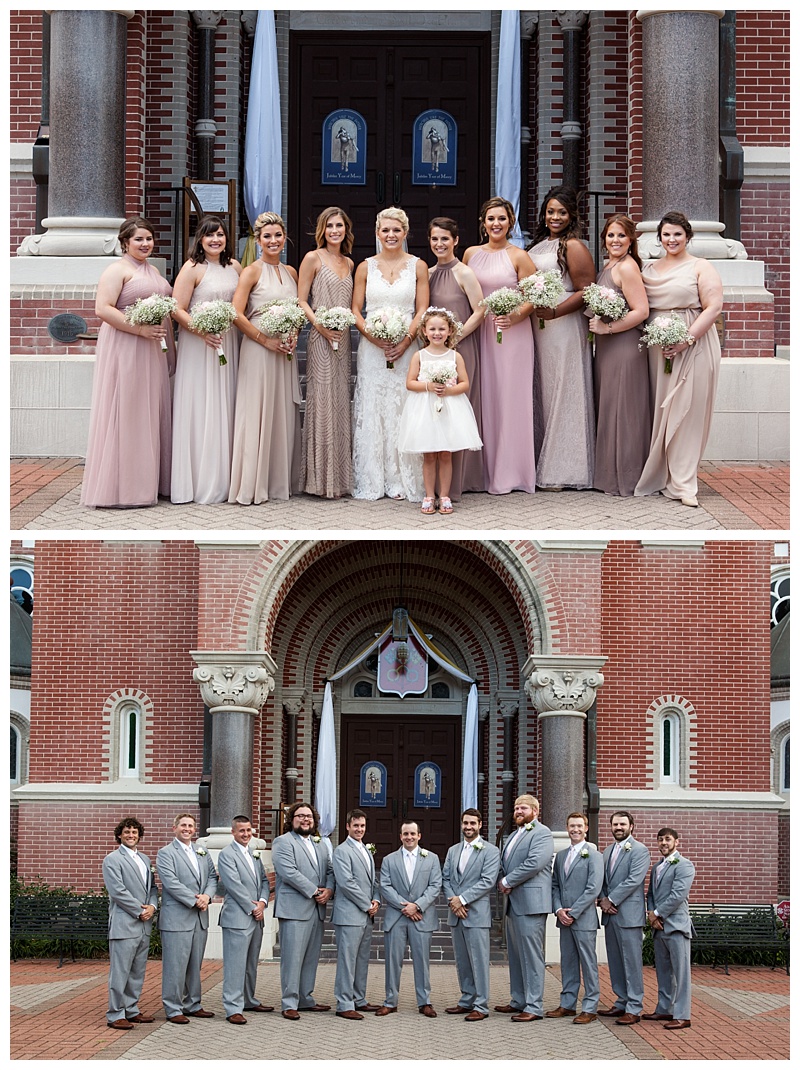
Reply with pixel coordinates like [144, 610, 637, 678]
[289, 32, 490, 264]
[339, 713, 462, 864]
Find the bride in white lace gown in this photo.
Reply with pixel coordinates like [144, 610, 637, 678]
[351, 208, 428, 500]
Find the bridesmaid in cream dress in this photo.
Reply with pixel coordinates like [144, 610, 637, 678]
[228, 212, 302, 504]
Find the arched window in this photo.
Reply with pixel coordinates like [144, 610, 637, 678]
[661, 712, 680, 784]
[119, 703, 141, 778]
[103, 689, 153, 783]
[771, 570, 789, 628]
[782, 736, 790, 792]
[9, 714, 29, 786]
[10, 561, 33, 614]
[647, 695, 696, 789]
[11, 725, 20, 782]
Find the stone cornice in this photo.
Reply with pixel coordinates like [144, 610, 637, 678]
[600, 787, 787, 812]
[12, 782, 197, 804]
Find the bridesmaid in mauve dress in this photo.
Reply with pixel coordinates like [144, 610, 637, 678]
[463, 197, 536, 495]
[297, 207, 354, 498]
[428, 216, 486, 497]
[588, 214, 650, 496]
[81, 216, 174, 508]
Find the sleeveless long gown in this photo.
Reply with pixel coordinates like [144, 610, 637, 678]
[429, 259, 484, 497]
[81, 255, 173, 507]
[228, 261, 302, 504]
[352, 257, 424, 501]
[171, 260, 240, 504]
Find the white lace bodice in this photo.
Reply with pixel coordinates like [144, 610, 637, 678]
[365, 256, 418, 314]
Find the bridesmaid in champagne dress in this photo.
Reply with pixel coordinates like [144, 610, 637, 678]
[81, 217, 174, 508]
[171, 215, 241, 504]
[228, 212, 302, 504]
[463, 197, 536, 495]
[428, 217, 486, 497]
[297, 207, 354, 498]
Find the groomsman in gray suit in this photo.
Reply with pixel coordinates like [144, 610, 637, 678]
[331, 808, 381, 1020]
[217, 815, 274, 1024]
[156, 813, 218, 1023]
[271, 802, 335, 1020]
[102, 816, 159, 1029]
[495, 794, 554, 1022]
[598, 810, 650, 1025]
[442, 808, 500, 1022]
[546, 812, 604, 1024]
[376, 821, 443, 1017]
[643, 828, 696, 1031]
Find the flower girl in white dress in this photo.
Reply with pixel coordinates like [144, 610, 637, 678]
[398, 306, 482, 515]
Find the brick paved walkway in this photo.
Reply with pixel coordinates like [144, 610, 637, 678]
[9, 459, 790, 531]
[10, 958, 789, 1061]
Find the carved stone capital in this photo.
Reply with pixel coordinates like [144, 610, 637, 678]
[191, 650, 277, 712]
[523, 655, 606, 715]
[240, 11, 258, 37]
[191, 10, 223, 30]
[556, 10, 589, 32]
[282, 688, 308, 717]
[520, 13, 539, 40]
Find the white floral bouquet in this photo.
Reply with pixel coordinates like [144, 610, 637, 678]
[188, 299, 238, 366]
[419, 357, 457, 413]
[257, 297, 307, 360]
[639, 313, 695, 373]
[582, 283, 628, 342]
[314, 305, 356, 350]
[480, 286, 526, 343]
[364, 306, 412, 369]
[124, 294, 177, 351]
[519, 270, 565, 329]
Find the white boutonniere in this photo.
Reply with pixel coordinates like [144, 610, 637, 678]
[312, 835, 321, 844]
[668, 854, 679, 866]
[473, 840, 485, 851]
[420, 849, 428, 858]
[252, 850, 261, 859]
[196, 847, 207, 857]
[150, 864, 157, 875]
[524, 821, 536, 831]
[623, 842, 632, 852]
[366, 843, 376, 855]
[580, 848, 589, 859]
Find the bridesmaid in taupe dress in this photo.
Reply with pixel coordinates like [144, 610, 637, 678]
[427, 217, 486, 497]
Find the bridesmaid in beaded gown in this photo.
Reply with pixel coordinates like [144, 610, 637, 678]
[297, 207, 355, 498]
[171, 216, 241, 504]
[463, 197, 536, 495]
[81, 217, 174, 508]
[428, 217, 486, 497]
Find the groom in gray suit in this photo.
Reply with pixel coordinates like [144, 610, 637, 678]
[495, 794, 554, 1022]
[272, 802, 335, 1020]
[218, 815, 274, 1024]
[442, 808, 500, 1021]
[644, 827, 695, 1030]
[598, 810, 650, 1025]
[377, 821, 442, 1017]
[546, 812, 604, 1024]
[156, 813, 218, 1023]
[102, 816, 159, 1029]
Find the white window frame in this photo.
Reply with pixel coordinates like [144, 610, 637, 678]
[103, 688, 153, 783]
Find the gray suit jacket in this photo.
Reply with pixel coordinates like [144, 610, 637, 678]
[647, 852, 695, 937]
[218, 842, 271, 929]
[332, 838, 377, 925]
[272, 831, 334, 921]
[442, 838, 500, 928]
[600, 836, 650, 927]
[156, 838, 218, 932]
[499, 821, 554, 916]
[380, 848, 442, 932]
[551, 844, 603, 930]
[103, 847, 159, 939]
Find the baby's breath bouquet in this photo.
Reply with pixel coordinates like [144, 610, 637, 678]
[519, 270, 565, 329]
[480, 286, 525, 344]
[257, 298, 307, 360]
[419, 357, 458, 413]
[314, 306, 356, 350]
[639, 314, 695, 373]
[582, 283, 628, 342]
[364, 307, 412, 369]
[188, 299, 238, 366]
[124, 294, 177, 351]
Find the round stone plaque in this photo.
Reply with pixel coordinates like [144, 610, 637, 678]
[47, 313, 88, 343]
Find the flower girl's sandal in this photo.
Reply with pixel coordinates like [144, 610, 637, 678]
[438, 497, 453, 514]
[420, 498, 436, 514]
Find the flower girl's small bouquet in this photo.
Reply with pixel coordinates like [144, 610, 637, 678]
[314, 306, 356, 350]
[124, 294, 177, 351]
[582, 283, 628, 342]
[419, 358, 458, 413]
[480, 286, 526, 344]
[519, 270, 565, 329]
[188, 299, 238, 366]
[639, 313, 695, 373]
[257, 298, 308, 360]
[364, 307, 412, 369]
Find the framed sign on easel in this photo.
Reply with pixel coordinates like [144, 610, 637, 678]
[182, 177, 237, 262]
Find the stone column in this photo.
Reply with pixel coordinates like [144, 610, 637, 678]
[190, 11, 223, 180]
[498, 696, 518, 829]
[281, 688, 307, 806]
[18, 9, 133, 257]
[556, 10, 588, 193]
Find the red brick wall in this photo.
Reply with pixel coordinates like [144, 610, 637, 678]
[10, 10, 42, 141]
[11, 293, 100, 357]
[741, 183, 789, 349]
[736, 11, 790, 142]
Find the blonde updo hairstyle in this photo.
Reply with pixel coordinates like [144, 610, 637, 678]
[376, 207, 410, 234]
[254, 211, 287, 244]
[417, 305, 462, 349]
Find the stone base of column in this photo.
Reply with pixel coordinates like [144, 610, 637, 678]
[197, 830, 277, 961]
[17, 216, 125, 257]
[637, 219, 747, 262]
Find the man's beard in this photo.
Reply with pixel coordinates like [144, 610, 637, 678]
[297, 826, 312, 837]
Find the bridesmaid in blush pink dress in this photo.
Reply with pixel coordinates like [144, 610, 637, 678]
[81, 217, 174, 508]
[463, 197, 536, 495]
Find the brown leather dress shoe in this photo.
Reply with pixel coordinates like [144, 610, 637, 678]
[598, 1007, 625, 1017]
[335, 1009, 364, 1020]
[245, 1004, 274, 1013]
[615, 1013, 641, 1025]
[545, 1006, 577, 1018]
[418, 1004, 437, 1018]
[642, 1012, 673, 1021]
[281, 1009, 301, 1020]
[465, 1011, 488, 1021]
[166, 1014, 190, 1024]
[494, 1004, 520, 1014]
[300, 1004, 330, 1012]
[126, 1014, 155, 1023]
[511, 1012, 542, 1022]
[355, 1003, 382, 1012]
[375, 1005, 397, 1016]
[227, 1014, 248, 1024]
[664, 1019, 691, 1029]
[445, 1005, 472, 1014]
[573, 1012, 597, 1024]
[107, 1019, 134, 1030]
[187, 1009, 215, 1018]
